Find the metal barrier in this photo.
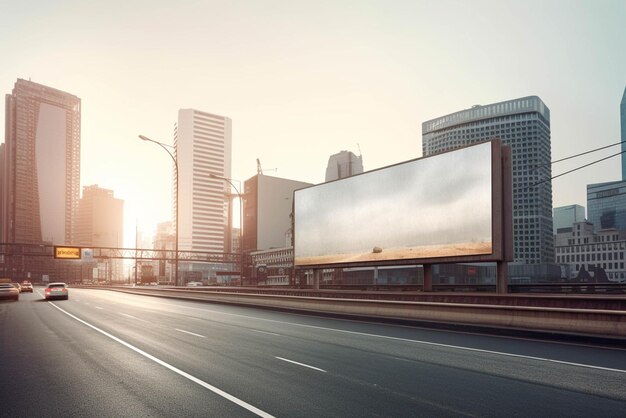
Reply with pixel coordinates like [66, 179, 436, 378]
[85, 285, 626, 340]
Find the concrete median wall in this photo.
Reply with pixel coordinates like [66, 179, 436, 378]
[94, 287, 626, 339]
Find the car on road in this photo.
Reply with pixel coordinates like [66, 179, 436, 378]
[20, 281, 33, 293]
[0, 283, 19, 301]
[12, 283, 22, 293]
[44, 282, 69, 300]
[186, 281, 203, 287]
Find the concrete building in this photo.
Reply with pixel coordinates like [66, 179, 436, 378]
[74, 185, 124, 281]
[555, 220, 625, 282]
[249, 246, 294, 285]
[587, 181, 626, 232]
[174, 109, 232, 253]
[422, 96, 553, 264]
[242, 174, 312, 252]
[325, 150, 363, 182]
[553, 205, 586, 234]
[2, 79, 81, 245]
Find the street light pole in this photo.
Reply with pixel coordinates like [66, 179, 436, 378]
[209, 173, 243, 286]
[138, 135, 179, 287]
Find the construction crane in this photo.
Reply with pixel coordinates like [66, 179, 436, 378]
[256, 158, 277, 175]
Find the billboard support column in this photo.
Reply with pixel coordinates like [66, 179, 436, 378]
[497, 145, 513, 294]
[497, 261, 508, 293]
[423, 264, 432, 291]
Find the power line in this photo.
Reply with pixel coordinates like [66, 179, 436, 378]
[531, 149, 626, 188]
[533, 140, 626, 171]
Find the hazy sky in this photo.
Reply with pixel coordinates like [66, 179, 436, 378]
[1, 0, 625, 248]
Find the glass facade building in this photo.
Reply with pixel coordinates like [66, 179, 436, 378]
[422, 96, 553, 264]
[619, 87, 626, 181]
[553, 204, 585, 234]
[587, 180, 626, 232]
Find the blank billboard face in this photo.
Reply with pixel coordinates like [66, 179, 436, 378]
[294, 142, 494, 267]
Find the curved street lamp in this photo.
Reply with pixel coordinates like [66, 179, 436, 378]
[138, 135, 179, 286]
[209, 173, 243, 286]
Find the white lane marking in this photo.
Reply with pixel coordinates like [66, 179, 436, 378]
[249, 329, 282, 337]
[275, 357, 327, 373]
[119, 313, 149, 323]
[75, 299, 81, 302]
[166, 306, 626, 374]
[175, 328, 207, 339]
[272, 322, 626, 375]
[90, 291, 626, 374]
[46, 302, 274, 418]
[95, 306, 104, 310]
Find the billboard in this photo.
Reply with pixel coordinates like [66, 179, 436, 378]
[294, 141, 504, 268]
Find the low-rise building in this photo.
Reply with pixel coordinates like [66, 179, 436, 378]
[555, 221, 626, 282]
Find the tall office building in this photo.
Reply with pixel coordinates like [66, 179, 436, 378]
[0, 143, 5, 241]
[175, 109, 232, 252]
[586, 87, 626, 232]
[619, 87, 626, 181]
[325, 150, 363, 182]
[422, 96, 553, 264]
[74, 185, 124, 247]
[553, 204, 586, 234]
[2, 79, 81, 244]
[74, 185, 124, 280]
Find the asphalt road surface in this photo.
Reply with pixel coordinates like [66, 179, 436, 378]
[1, 287, 625, 417]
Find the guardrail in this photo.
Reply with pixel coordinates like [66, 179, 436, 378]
[320, 283, 626, 294]
[87, 286, 626, 341]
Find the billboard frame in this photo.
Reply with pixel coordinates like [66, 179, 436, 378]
[293, 140, 513, 291]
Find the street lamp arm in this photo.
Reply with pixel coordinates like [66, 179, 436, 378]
[138, 134, 179, 287]
[209, 173, 241, 197]
[209, 173, 244, 286]
[138, 135, 177, 168]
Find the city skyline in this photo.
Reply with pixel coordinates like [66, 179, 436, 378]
[1, 1, 625, 247]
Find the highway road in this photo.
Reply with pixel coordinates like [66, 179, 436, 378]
[1, 287, 625, 417]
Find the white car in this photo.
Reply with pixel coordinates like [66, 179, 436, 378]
[45, 282, 69, 300]
[186, 281, 203, 287]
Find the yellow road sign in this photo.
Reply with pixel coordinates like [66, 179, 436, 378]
[54, 246, 82, 259]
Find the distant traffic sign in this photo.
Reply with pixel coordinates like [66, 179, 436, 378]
[54, 246, 82, 259]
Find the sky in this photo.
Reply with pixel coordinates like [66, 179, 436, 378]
[1, 0, 625, 248]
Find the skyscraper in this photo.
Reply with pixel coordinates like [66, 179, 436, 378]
[175, 109, 232, 252]
[586, 87, 626, 233]
[619, 87, 626, 181]
[422, 96, 553, 264]
[2, 79, 81, 244]
[74, 185, 124, 280]
[325, 150, 363, 182]
[74, 185, 124, 247]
